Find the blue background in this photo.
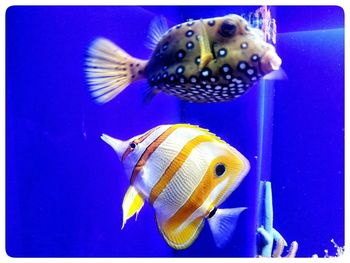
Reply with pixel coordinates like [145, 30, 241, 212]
[6, 6, 344, 257]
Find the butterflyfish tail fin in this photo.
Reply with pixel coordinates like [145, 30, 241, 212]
[121, 185, 144, 230]
[144, 16, 168, 50]
[85, 38, 148, 104]
[156, 216, 205, 250]
[208, 207, 247, 248]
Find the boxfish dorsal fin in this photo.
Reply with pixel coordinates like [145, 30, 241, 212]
[121, 185, 144, 229]
[144, 16, 168, 50]
[156, 216, 205, 250]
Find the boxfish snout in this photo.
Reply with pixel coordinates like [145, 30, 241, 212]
[260, 47, 282, 74]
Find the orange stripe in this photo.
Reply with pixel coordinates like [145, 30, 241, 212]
[129, 124, 183, 185]
[121, 126, 159, 161]
[163, 152, 244, 231]
[149, 134, 215, 205]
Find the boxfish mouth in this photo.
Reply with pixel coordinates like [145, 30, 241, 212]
[260, 50, 282, 73]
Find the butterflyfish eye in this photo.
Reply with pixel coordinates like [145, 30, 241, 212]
[215, 163, 226, 177]
[129, 142, 137, 150]
[219, 20, 237, 38]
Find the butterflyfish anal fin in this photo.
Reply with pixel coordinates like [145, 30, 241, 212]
[156, 216, 205, 250]
[198, 21, 214, 70]
[121, 185, 144, 229]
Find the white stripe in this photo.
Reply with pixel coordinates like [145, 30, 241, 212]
[153, 141, 227, 225]
[178, 147, 250, 232]
[133, 126, 207, 198]
[177, 176, 230, 232]
[123, 125, 171, 180]
[215, 146, 250, 207]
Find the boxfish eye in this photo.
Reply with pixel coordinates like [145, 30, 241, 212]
[129, 142, 137, 150]
[215, 163, 226, 177]
[219, 20, 237, 38]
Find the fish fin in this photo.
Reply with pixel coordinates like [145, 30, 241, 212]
[142, 85, 160, 104]
[121, 185, 144, 229]
[156, 216, 205, 250]
[144, 16, 168, 50]
[263, 68, 288, 80]
[198, 21, 214, 70]
[85, 38, 147, 104]
[208, 207, 246, 248]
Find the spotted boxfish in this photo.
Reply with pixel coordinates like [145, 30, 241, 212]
[85, 14, 282, 103]
[101, 124, 250, 249]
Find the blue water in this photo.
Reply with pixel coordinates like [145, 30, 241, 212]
[6, 6, 344, 257]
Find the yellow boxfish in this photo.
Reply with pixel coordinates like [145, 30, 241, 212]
[101, 124, 250, 249]
[85, 14, 282, 103]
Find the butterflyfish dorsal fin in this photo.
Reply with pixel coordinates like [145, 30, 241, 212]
[156, 216, 205, 250]
[121, 185, 144, 229]
[198, 21, 214, 70]
[144, 16, 169, 50]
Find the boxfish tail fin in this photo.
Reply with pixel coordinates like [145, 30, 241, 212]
[85, 38, 148, 104]
[156, 216, 205, 250]
[207, 207, 247, 248]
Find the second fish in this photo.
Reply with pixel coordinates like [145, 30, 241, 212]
[85, 14, 282, 103]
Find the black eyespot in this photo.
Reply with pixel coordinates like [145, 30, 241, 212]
[208, 20, 215, 26]
[186, 41, 194, 49]
[219, 20, 237, 38]
[187, 20, 195, 26]
[162, 72, 168, 79]
[176, 65, 185, 75]
[218, 48, 227, 57]
[190, 76, 198, 83]
[215, 163, 226, 176]
[240, 42, 248, 49]
[200, 67, 212, 79]
[195, 56, 201, 65]
[176, 49, 186, 60]
[162, 42, 169, 50]
[251, 54, 259, 62]
[219, 64, 232, 75]
[185, 30, 194, 37]
[130, 142, 137, 150]
[168, 74, 176, 83]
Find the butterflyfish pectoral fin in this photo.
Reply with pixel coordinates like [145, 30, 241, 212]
[198, 21, 214, 70]
[207, 207, 247, 248]
[156, 216, 205, 250]
[121, 185, 144, 230]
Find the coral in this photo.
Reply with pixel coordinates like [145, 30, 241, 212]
[242, 5, 277, 45]
[312, 239, 345, 258]
[256, 181, 298, 257]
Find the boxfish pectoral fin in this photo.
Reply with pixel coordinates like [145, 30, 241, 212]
[156, 216, 205, 250]
[207, 207, 247, 248]
[198, 21, 214, 70]
[121, 185, 144, 230]
[142, 84, 161, 104]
